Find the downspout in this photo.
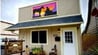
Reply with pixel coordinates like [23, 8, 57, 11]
[82, 0, 92, 35]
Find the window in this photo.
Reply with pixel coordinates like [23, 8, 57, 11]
[32, 30, 47, 44]
[65, 31, 73, 43]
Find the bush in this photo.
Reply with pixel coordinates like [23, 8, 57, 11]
[87, 44, 98, 55]
[83, 43, 98, 55]
[32, 47, 42, 54]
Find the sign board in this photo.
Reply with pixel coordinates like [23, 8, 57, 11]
[33, 2, 57, 18]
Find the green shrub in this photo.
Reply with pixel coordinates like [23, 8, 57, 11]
[88, 44, 98, 55]
[32, 47, 42, 54]
[89, 47, 98, 54]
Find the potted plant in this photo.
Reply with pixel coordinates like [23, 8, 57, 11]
[32, 47, 42, 55]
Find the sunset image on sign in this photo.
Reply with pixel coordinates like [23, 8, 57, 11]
[32, 2, 57, 18]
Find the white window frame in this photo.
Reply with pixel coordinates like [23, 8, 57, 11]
[64, 31, 73, 43]
[30, 29, 48, 45]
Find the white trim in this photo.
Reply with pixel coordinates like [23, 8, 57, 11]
[7, 22, 82, 30]
[60, 27, 78, 55]
[60, 28, 63, 55]
[74, 27, 79, 55]
[63, 30, 76, 55]
[30, 29, 48, 45]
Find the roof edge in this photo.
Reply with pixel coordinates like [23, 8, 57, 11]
[0, 21, 14, 25]
[6, 22, 82, 31]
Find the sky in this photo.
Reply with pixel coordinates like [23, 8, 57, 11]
[1, 0, 88, 32]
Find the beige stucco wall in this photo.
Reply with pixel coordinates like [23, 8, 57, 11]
[19, 27, 61, 55]
[19, 25, 82, 55]
[19, 0, 80, 22]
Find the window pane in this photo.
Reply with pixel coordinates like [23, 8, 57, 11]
[65, 32, 73, 43]
[39, 31, 47, 43]
[32, 31, 38, 43]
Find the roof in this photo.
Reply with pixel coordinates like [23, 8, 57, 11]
[0, 21, 14, 25]
[0, 34, 18, 36]
[6, 15, 83, 31]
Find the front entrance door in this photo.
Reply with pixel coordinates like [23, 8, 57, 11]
[63, 31, 76, 55]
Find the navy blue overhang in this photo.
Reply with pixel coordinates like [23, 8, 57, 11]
[6, 15, 83, 30]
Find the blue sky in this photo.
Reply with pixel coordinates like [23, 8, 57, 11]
[1, 0, 88, 32]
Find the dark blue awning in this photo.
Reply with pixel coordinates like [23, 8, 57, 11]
[6, 15, 83, 30]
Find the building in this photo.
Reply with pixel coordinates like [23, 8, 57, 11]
[6, 0, 83, 55]
[82, 0, 98, 54]
[0, 21, 19, 55]
[0, 21, 18, 43]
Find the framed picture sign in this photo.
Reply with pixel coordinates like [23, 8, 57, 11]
[32, 2, 57, 18]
